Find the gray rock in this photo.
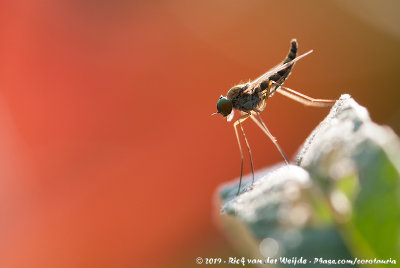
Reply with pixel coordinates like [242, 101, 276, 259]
[218, 95, 400, 267]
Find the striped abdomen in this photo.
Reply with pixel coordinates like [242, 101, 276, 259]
[261, 39, 298, 95]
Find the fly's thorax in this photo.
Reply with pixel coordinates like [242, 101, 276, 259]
[226, 84, 248, 101]
[226, 83, 262, 112]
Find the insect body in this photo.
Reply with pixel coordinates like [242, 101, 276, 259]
[214, 39, 336, 195]
[226, 40, 298, 114]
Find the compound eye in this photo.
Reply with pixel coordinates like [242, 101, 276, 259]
[216, 97, 232, 117]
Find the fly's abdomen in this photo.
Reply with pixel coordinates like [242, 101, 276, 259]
[283, 39, 298, 63]
[268, 39, 298, 95]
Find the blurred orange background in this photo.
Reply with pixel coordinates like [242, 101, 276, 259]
[1, 0, 400, 267]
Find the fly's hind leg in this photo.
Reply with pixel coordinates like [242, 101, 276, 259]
[233, 113, 254, 195]
[272, 82, 337, 107]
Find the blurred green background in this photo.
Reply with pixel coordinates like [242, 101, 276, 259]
[0, 0, 399, 267]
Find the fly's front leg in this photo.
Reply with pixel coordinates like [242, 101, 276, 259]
[233, 113, 253, 195]
[238, 118, 254, 186]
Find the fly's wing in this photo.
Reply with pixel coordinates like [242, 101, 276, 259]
[244, 50, 313, 94]
[268, 71, 290, 97]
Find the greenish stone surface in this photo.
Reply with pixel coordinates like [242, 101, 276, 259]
[218, 95, 400, 267]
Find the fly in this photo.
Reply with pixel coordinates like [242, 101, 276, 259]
[213, 39, 336, 195]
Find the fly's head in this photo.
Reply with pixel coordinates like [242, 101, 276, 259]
[216, 96, 232, 116]
[213, 96, 234, 122]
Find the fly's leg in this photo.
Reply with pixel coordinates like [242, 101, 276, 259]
[272, 83, 337, 107]
[238, 119, 254, 185]
[260, 80, 272, 99]
[233, 120, 244, 195]
[233, 113, 253, 195]
[250, 112, 290, 164]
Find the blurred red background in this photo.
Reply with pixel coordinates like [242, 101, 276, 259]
[1, 0, 400, 267]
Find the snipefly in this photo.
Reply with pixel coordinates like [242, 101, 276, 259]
[213, 39, 336, 195]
